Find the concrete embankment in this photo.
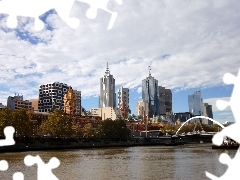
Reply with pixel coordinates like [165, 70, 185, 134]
[0, 136, 185, 153]
[0, 134, 212, 153]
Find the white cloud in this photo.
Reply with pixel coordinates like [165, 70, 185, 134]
[0, 0, 239, 108]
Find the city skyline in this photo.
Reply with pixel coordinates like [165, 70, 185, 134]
[0, 0, 239, 123]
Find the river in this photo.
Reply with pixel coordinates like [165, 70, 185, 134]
[0, 144, 236, 180]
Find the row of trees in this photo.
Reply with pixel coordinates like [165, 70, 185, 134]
[41, 110, 131, 141]
[0, 108, 33, 137]
[0, 108, 131, 141]
[159, 122, 220, 136]
[0, 108, 221, 139]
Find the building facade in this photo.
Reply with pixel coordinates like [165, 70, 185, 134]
[142, 75, 160, 118]
[0, 103, 6, 110]
[173, 112, 194, 123]
[136, 99, 149, 119]
[158, 86, 172, 115]
[64, 87, 77, 115]
[29, 99, 38, 112]
[38, 82, 69, 113]
[14, 100, 33, 111]
[117, 86, 130, 114]
[73, 90, 81, 115]
[203, 103, 213, 125]
[188, 91, 203, 116]
[7, 94, 23, 111]
[7, 94, 33, 111]
[90, 107, 120, 120]
[99, 63, 116, 108]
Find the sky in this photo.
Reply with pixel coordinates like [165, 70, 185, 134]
[0, 0, 239, 124]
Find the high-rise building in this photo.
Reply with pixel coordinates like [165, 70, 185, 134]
[38, 82, 69, 113]
[203, 103, 213, 125]
[118, 86, 130, 112]
[188, 91, 203, 116]
[99, 63, 116, 108]
[7, 94, 23, 111]
[142, 70, 160, 118]
[136, 99, 149, 119]
[73, 90, 82, 115]
[64, 87, 77, 115]
[158, 86, 172, 115]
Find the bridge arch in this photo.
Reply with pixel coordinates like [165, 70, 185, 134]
[175, 116, 225, 135]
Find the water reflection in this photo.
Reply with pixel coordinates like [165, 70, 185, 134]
[0, 144, 236, 180]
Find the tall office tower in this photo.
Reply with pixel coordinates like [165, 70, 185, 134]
[158, 86, 172, 115]
[118, 86, 130, 111]
[142, 67, 160, 118]
[38, 82, 69, 113]
[64, 87, 77, 115]
[188, 91, 203, 116]
[203, 103, 213, 125]
[7, 94, 23, 111]
[136, 99, 149, 118]
[99, 63, 116, 108]
[73, 90, 81, 115]
[165, 89, 172, 113]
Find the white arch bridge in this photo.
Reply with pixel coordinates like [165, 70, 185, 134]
[175, 116, 225, 135]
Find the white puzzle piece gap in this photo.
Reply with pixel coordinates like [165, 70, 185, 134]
[24, 155, 60, 180]
[206, 68, 240, 179]
[0, 126, 15, 146]
[13, 172, 24, 180]
[0, 160, 8, 171]
[0, 0, 123, 30]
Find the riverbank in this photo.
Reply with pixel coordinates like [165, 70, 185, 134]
[0, 135, 214, 153]
[0, 136, 187, 153]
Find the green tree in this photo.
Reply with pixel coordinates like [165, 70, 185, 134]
[101, 118, 130, 141]
[11, 109, 33, 137]
[114, 119, 130, 141]
[0, 108, 13, 137]
[81, 123, 94, 139]
[40, 109, 73, 137]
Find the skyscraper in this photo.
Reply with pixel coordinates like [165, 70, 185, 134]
[38, 82, 69, 113]
[118, 87, 129, 110]
[158, 86, 172, 115]
[188, 91, 203, 116]
[203, 103, 213, 125]
[142, 68, 160, 118]
[99, 63, 116, 108]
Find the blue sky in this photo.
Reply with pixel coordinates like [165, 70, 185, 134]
[0, 0, 239, 124]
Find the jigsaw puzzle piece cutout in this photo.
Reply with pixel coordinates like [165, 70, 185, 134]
[24, 155, 60, 180]
[0, 126, 15, 146]
[0, 0, 79, 30]
[223, 73, 236, 85]
[213, 123, 240, 145]
[77, 0, 122, 30]
[216, 100, 230, 111]
[206, 150, 240, 180]
[54, 0, 80, 29]
[13, 172, 24, 180]
[0, 160, 8, 171]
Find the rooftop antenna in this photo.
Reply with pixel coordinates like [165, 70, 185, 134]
[148, 66, 151, 76]
[105, 62, 110, 74]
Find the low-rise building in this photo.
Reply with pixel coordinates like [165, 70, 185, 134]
[0, 103, 6, 110]
[90, 107, 121, 120]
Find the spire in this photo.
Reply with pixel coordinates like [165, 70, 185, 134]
[105, 62, 110, 75]
[148, 65, 151, 77]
